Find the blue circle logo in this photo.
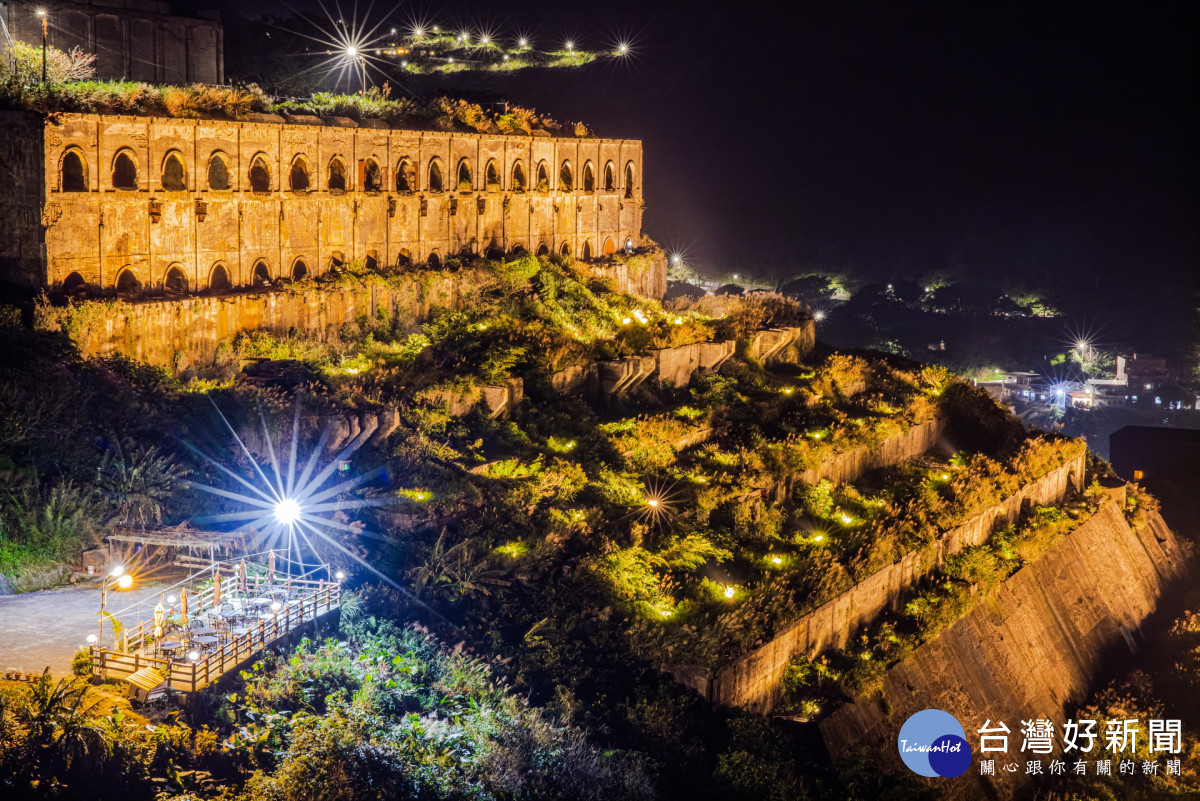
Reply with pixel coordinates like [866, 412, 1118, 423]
[897, 709, 972, 777]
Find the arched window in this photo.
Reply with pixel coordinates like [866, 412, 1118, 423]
[115, 268, 140, 294]
[582, 161, 595, 192]
[624, 162, 635, 199]
[365, 251, 379, 271]
[624, 237, 634, 254]
[456, 159, 473, 192]
[559, 160, 574, 191]
[289, 157, 310, 191]
[485, 244, 504, 260]
[484, 160, 500, 190]
[511, 161, 527, 192]
[252, 261, 271, 286]
[328, 251, 345, 270]
[536, 243, 549, 257]
[396, 158, 415, 192]
[161, 152, 186, 191]
[397, 248, 412, 266]
[603, 237, 616, 256]
[209, 263, 231, 291]
[292, 259, 309, 280]
[582, 241, 593, 260]
[363, 159, 382, 192]
[248, 156, 271, 192]
[560, 242, 571, 258]
[112, 151, 138, 190]
[536, 161, 549, 192]
[61, 151, 87, 192]
[208, 153, 230, 190]
[603, 161, 615, 192]
[427, 251, 442, 269]
[61, 271, 86, 294]
[164, 264, 188, 294]
[428, 159, 444, 193]
[327, 158, 347, 192]
[511, 243, 526, 256]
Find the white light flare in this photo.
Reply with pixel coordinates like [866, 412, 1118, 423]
[274, 497, 302, 525]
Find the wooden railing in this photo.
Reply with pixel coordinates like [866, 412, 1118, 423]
[93, 581, 341, 693]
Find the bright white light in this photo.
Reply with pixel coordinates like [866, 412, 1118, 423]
[110, 565, 125, 578]
[565, 40, 574, 51]
[518, 38, 528, 47]
[271, 602, 282, 612]
[671, 254, 681, 264]
[86, 634, 97, 644]
[723, 585, 735, 599]
[813, 311, 826, 321]
[188, 651, 200, 661]
[35, 9, 46, 17]
[647, 499, 659, 507]
[335, 570, 346, 581]
[274, 498, 302, 525]
[480, 35, 490, 44]
[413, 27, 424, 38]
[168, 595, 178, 604]
[813, 534, 824, 542]
[117, 574, 133, 589]
[345, 46, 358, 57]
[617, 43, 629, 55]
[771, 556, 782, 565]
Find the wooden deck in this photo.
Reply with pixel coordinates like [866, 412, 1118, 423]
[92, 576, 340, 693]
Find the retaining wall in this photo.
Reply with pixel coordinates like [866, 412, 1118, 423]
[685, 452, 1087, 711]
[820, 501, 1188, 799]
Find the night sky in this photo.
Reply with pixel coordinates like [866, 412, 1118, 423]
[217, 0, 1198, 348]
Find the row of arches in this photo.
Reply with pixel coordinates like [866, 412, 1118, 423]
[60, 148, 638, 198]
[61, 236, 636, 296]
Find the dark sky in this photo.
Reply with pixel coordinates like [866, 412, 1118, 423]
[218, 0, 1198, 345]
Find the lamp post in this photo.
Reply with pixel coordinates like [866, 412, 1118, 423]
[96, 566, 132, 650]
[36, 9, 47, 84]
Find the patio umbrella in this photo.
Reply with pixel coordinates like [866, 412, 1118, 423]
[180, 589, 189, 628]
[153, 601, 165, 640]
[268, 551, 276, 583]
[213, 571, 222, 607]
[239, 559, 247, 594]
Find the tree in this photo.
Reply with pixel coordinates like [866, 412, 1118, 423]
[1, 41, 96, 86]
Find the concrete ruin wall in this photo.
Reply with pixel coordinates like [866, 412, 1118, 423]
[4, 0, 223, 85]
[694, 452, 1087, 712]
[2, 111, 645, 293]
[820, 501, 1188, 800]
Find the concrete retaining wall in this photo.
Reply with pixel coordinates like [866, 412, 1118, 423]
[820, 502, 1188, 799]
[693, 452, 1087, 712]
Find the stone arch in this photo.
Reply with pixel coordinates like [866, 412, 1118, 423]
[582, 161, 595, 192]
[362, 158, 383, 192]
[395, 157, 415, 192]
[60, 149, 87, 192]
[427, 250, 442, 269]
[484, 159, 500, 190]
[209, 262, 232, 291]
[327, 157, 347, 192]
[365, 250, 379, 271]
[536, 242, 550, 257]
[510, 243, 527, 256]
[207, 152, 231, 190]
[61, 271, 86, 294]
[624, 161, 635, 198]
[397, 248, 412, 266]
[112, 149, 138, 190]
[115, 267, 141, 295]
[535, 161, 549, 192]
[603, 161, 615, 192]
[582, 240, 593, 260]
[161, 151, 186, 191]
[603, 237, 616, 256]
[292, 258, 309, 280]
[427, 158, 444, 192]
[163, 264, 189, 294]
[289, 155, 311, 191]
[456, 158, 473, 192]
[248, 155, 271, 192]
[559, 160, 574, 191]
[624, 236, 635, 254]
[511, 161, 527, 192]
[328, 251, 345, 270]
[252, 260, 271, 286]
[560, 241, 571, 258]
[485, 243, 504, 260]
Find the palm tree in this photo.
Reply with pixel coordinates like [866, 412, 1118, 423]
[95, 438, 188, 527]
[12, 669, 112, 789]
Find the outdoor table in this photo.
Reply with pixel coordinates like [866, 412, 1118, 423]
[248, 597, 272, 608]
[192, 635, 218, 645]
[157, 640, 184, 658]
[191, 627, 218, 636]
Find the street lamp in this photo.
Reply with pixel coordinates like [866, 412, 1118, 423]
[97, 566, 129, 649]
[36, 9, 47, 84]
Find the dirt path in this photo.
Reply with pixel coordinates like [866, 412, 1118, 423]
[0, 575, 184, 676]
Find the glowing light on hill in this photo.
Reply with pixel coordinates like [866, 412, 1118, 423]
[723, 585, 736, 599]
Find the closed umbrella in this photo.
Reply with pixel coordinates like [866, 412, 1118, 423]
[213, 571, 222, 607]
[239, 559, 248, 594]
[268, 551, 276, 583]
[180, 589, 189, 628]
[153, 601, 165, 640]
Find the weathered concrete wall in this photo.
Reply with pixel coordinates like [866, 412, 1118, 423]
[703, 452, 1087, 712]
[820, 502, 1188, 800]
[4, 1, 223, 85]
[0, 114, 46, 289]
[49, 278, 462, 369]
[771, 418, 949, 502]
[5, 112, 646, 294]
